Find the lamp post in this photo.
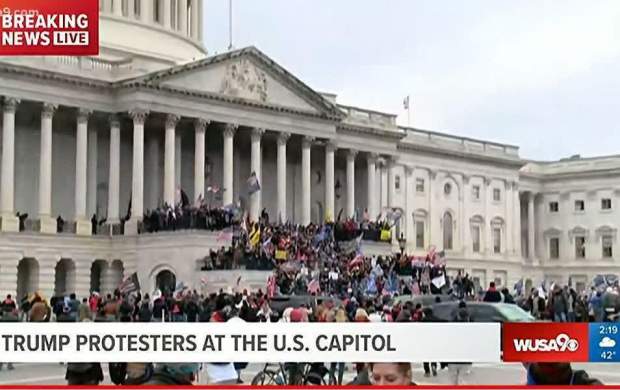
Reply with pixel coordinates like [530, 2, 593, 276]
[398, 233, 406, 256]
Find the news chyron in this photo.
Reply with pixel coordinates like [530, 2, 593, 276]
[0, 0, 98, 56]
[503, 323, 620, 363]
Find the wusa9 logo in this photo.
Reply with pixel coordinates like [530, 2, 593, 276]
[503, 323, 589, 362]
[0, 0, 98, 55]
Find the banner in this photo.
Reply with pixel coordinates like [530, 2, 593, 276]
[0, 322, 501, 363]
[0, 0, 99, 55]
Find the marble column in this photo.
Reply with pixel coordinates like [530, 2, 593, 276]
[178, 0, 188, 34]
[113, 0, 123, 16]
[139, 0, 150, 22]
[194, 119, 208, 202]
[128, 0, 135, 18]
[276, 132, 290, 223]
[250, 128, 264, 221]
[301, 136, 313, 225]
[528, 192, 536, 260]
[190, 0, 199, 38]
[127, 109, 148, 234]
[162, 0, 171, 28]
[107, 116, 121, 224]
[175, 130, 182, 194]
[87, 127, 98, 217]
[75, 109, 91, 236]
[222, 124, 237, 206]
[346, 149, 357, 218]
[387, 158, 395, 207]
[39, 103, 57, 233]
[1, 97, 19, 232]
[513, 183, 521, 256]
[164, 114, 179, 206]
[324, 142, 336, 222]
[366, 153, 377, 219]
[197, 0, 203, 41]
[505, 180, 512, 254]
[379, 161, 388, 211]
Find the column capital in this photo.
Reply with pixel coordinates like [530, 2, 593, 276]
[195, 118, 210, 132]
[366, 152, 379, 163]
[77, 108, 92, 124]
[462, 174, 470, 185]
[483, 177, 492, 186]
[129, 109, 149, 125]
[165, 113, 180, 128]
[277, 132, 291, 146]
[301, 135, 315, 148]
[2, 97, 20, 113]
[109, 114, 121, 128]
[511, 181, 519, 190]
[347, 149, 358, 161]
[41, 103, 58, 119]
[251, 127, 265, 142]
[223, 123, 238, 137]
[325, 140, 337, 152]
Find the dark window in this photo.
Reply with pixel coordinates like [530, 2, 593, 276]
[575, 200, 585, 212]
[549, 202, 559, 213]
[550, 238, 559, 259]
[575, 236, 586, 258]
[602, 198, 612, 210]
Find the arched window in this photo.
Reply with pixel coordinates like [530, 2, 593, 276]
[443, 212, 453, 250]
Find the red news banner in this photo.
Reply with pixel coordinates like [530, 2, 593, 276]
[0, 0, 98, 55]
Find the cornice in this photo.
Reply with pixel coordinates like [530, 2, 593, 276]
[397, 142, 524, 168]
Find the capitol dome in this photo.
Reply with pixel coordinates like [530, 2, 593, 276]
[98, 0, 207, 67]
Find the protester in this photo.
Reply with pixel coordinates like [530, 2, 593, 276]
[526, 363, 602, 385]
[369, 363, 415, 386]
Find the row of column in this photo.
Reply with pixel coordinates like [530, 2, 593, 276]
[0, 97, 384, 233]
[104, 0, 202, 41]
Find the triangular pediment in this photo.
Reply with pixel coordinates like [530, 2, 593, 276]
[128, 47, 342, 119]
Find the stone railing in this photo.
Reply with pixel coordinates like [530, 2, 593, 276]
[405, 128, 520, 158]
[339, 105, 398, 130]
[43, 56, 133, 76]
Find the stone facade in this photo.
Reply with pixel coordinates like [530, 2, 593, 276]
[0, 4, 618, 298]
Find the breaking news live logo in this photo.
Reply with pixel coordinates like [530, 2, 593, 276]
[0, 0, 98, 55]
[503, 323, 589, 363]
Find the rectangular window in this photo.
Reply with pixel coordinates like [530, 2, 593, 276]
[602, 235, 613, 258]
[472, 225, 481, 253]
[416, 178, 425, 193]
[493, 188, 501, 202]
[575, 200, 585, 212]
[575, 236, 586, 258]
[549, 237, 560, 259]
[549, 202, 559, 213]
[602, 198, 612, 210]
[395, 175, 401, 191]
[472, 185, 480, 200]
[415, 221, 425, 249]
[493, 228, 501, 254]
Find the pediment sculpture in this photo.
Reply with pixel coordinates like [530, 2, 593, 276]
[220, 58, 268, 102]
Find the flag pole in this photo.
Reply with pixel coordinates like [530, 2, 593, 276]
[228, 0, 233, 51]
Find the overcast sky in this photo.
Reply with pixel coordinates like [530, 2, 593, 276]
[204, 0, 620, 161]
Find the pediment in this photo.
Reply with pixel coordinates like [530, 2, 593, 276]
[131, 47, 341, 119]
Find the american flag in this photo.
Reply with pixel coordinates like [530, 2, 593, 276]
[217, 227, 233, 242]
[119, 272, 140, 295]
[307, 279, 321, 295]
[267, 275, 277, 298]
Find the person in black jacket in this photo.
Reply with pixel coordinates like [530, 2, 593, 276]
[421, 307, 438, 377]
[526, 363, 602, 385]
[483, 282, 502, 303]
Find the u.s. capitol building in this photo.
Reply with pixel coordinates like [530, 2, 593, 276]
[0, 1, 617, 298]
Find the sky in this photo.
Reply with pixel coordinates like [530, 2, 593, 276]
[204, 0, 620, 161]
